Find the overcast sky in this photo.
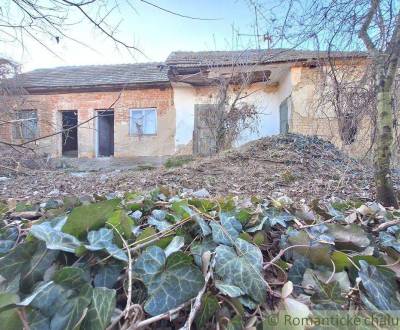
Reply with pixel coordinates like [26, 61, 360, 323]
[5, 1, 263, 72]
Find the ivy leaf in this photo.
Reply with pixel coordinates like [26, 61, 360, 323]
[211, 214, 242, 246]
[310, 277, 346, 305]
[26, 308, 50, 330]
[62, 199, 120, 239]
[0, 293, 22, 330]
[94, 264, 123, 289]
[86, 228, 114, 250]
[195, 293, 219, 329]
[287, 230, 332, 266]
[54, 267, 90, 289]
[192, 214, 212, 236]
[20, 242, 58, 293]
[358, 260, 400, 311]
[379, 232, 400, 253]
[326, 224, 370, 251]
[29, 283, 68, 317]
[144, 263, 204, 316]
[215, 280, 244, 298]
[214, 238, 267, 303]
[164, 236, 185, 257]
[190, 239, 218, 267]
[30, 220, 81, 253]
[133, 246, 204, 316]
[0, 241, 37, 280]
[107, 209, 134, 239]
[0, 240, 14, 254]
[288, 257, 310, 288]
[133, 246, 166, 283]
[85, 228, 128, 262]
[263, 208, 294, 228]
[50, 294, 91, 330]
[82, 287, 116, 330]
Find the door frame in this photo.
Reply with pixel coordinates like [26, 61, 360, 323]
[95, 109, 114, 158]
[60, 110, 78, 158]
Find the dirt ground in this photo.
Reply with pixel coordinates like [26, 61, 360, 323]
[1, 134, 399, 203]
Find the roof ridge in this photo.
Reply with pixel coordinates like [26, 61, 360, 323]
[22, 61, 165, 74]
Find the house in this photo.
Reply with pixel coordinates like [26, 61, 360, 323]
[0, 49, 370, 159]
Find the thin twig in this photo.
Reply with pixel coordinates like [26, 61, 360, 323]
[180, 264, 213, 330]
[128, 301, 192, 329]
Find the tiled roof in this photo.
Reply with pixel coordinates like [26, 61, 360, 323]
[16, 62, 168, 91]
[166, 48, 367, 67]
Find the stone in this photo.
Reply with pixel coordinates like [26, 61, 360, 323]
[9, 211, 41, 220]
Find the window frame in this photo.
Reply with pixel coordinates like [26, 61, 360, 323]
[12, 109, 38, 140]
[129, 108, 158, 136]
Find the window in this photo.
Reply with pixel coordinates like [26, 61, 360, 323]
[13, 110, 38, 140]
[129, 108, 157, 135]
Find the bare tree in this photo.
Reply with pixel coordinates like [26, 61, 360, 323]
[252, 0, 400, 207]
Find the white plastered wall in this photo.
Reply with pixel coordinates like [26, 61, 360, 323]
[172, 68, 294, 153]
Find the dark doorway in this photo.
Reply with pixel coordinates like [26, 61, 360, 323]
[62, 111, 78, 157]
[97, 110, 114, 157]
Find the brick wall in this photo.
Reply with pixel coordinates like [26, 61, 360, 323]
[289, 63, 376, 157]
[0, 86, 175, 158]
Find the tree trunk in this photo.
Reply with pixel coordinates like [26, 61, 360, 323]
[374, 65, 399, 208]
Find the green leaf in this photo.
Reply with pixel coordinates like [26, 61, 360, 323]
[215, 280, 244, 298]
[164, 236, 185, 257]
[148, 209, 172, 231]
[287, 230, 332, 266]
[190, 239, 218, 267]
[192, 214, 212, 236]
[214, 238, 266, 303]
[26, 308, 50, 330]
[0, 240, 14, 254]
[133, 246, 166, 283]
[0, 293, 22, 330]
[195, 293, 219, 329]
[166, 251, 193, 269]
[107, 209, 134, 239]
[50, 294, 91, 330]
[379, 232, 400, 253]
[82, 287, 116, 330]
[135, 227, 156, 245]
[331, 251, 351, 272]
[326, 224, 370, 251]
[62, 199, 120, 239]
[263, 208, 294, 228]
[29, 283, 66, 317]
[85, 228, 128, 262]
[210, 214, 242, 246]
[94, 264, 123, 288]
[0, 241, 38, 281]
[226, 315, 243, 330]
[20, 242, 59, 293]
[144, 264, 204, 316]
[358, 260, 400, 311]
[133, 246, 204, 316]
[30, 219, 81, 253]
[310, 277, 346, 306]
[54, 267, 90, 289]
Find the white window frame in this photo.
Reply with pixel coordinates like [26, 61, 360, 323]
[129, 108, 157, 136]
[13, 109, 38, 140]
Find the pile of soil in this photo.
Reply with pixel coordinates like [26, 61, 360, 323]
[1, 134, 398, 202]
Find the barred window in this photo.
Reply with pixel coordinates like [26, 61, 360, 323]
[13, 110, 38, 140]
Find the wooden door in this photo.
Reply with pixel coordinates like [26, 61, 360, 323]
[193, 104, 217, 156]
[279, 98, 289, 134]
[98, 111, 114, 157]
